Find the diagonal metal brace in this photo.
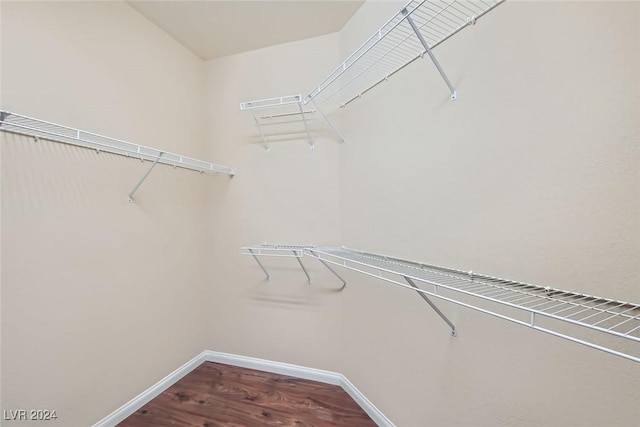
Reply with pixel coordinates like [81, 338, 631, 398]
[308, 99, 345, 143]
[309, 250, 346, 290]
[402, 8, 457, 100]
[128, 152, 164, 202]
[294, 250, 312, 283]
[250, 111, 270, 152]
[248, 248, 271, 280]
[297, 102, 314, 150]
[404, 276, 457, 336]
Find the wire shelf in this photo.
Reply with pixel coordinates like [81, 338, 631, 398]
[242, 244, 346, 288]
[239, 95, 314, 121]
[239, 95, 344, 151]
[241, 244, 312, 258]
[305, 0, 506, 109]
[239, 1, 505, 149]
[0, 110, 236, 176]
[244, 244, 640, 363]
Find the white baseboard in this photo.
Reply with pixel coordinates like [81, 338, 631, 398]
[204, 350, 343, 385]
[204, 350, 394, 427]
[93, 350, 395, 427]
[92, 351, 207, 427]
[340, 374, 395, 427]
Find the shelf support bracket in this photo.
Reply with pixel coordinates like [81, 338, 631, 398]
[248, 248, 271, 280]
[294, 250, 312, 283]
[297, 102, 314, 150]
[402, 8, 457, 101]
[250, 111, 270, 152]
[309, 98, 346, 143]
[309, 250, 347, 290]
[128, 152, 164, 202]
[404, 276, 457, 336]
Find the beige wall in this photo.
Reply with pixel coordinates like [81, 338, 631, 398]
[340, 0, 639, 301]
[1, 1, 639, 427]
[1, 2, 213, 426]
[204, 1, 639, 426]
[337, 0, 639, 426]
[203, 33, 346, 371]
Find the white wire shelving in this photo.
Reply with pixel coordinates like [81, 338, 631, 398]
[243, 244, 640, 363]
[0, 110, 236, 201]
[240, 0, 506, 149]
[241, 244, 346, 289]
[239, 95, 344, 152]
[239, 95, 316, 152]
[306, 0, 506, 110]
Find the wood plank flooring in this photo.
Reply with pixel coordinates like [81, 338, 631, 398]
[117, 362, 377, 427]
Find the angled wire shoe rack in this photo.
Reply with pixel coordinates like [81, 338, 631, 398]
[0, 110, 236, 202]
[240, 0, 506, 150]
[241, 244, 346, 290]
[240, 95, 323, 152]
[243, 244, 640, 363]
[239, 95, 345, 152]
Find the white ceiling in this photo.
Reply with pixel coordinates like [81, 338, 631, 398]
[126, 1, 365, 60]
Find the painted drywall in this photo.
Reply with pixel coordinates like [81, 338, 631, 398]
[340, 0, 640, 301]
[203, 32, 347, 372]
[1, 1, 638, 426]
[203, 0, 639, 426]
[337, 0, 640, 426]
[1, 2, 214, 426]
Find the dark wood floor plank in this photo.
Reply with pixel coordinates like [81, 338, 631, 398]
[117, 362, 377, 427]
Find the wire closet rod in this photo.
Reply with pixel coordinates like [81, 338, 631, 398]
[0, 110, 236, 176]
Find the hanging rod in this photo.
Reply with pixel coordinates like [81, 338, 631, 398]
[304, 0, 506, 109]
[308, 247, 640, 363]
[0, 110, 236, 176]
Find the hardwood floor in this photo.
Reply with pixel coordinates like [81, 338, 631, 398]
[117, 362, 377, 427]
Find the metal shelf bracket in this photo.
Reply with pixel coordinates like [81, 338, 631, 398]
[297, 102, 314, 151]
[248, 248, 271, 280]
[309, 99, 346, 144]
[405, 276, 457, 336]
[402, 7, 457, 101]
[128, 152, 164, 202]
[308, 249, 347, 290]
[250, 110, 270, 152]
